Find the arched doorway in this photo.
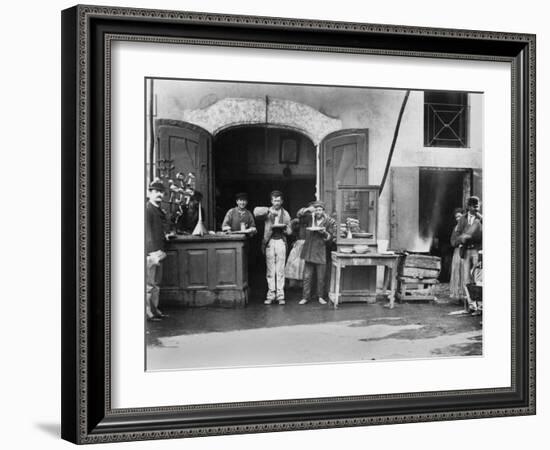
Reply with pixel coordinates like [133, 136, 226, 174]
[213, 125, 317, 301]
[154, 105, 371, 304]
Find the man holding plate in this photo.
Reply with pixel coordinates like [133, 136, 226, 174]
[298, 201, 334, 305]
[254, 190, 292, 305]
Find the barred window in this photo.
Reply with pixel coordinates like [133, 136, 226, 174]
[424, 91, 469, 148]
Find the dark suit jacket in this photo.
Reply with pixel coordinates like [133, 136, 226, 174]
[300, 213, 334, 265]
[455, 213, 482, 250]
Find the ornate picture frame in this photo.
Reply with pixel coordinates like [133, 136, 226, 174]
[61, 5, 535, 444]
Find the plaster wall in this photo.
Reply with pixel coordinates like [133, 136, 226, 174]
[151, 79, 483, 240]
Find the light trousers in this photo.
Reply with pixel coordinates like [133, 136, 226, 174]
[462, 249, 479, 310]
[266, 239, 286, 300]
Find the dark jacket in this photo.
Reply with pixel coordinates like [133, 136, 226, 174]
[300, 213, 334, 265]
[146, 201, 168, 254]
[455, 213, 482, 253]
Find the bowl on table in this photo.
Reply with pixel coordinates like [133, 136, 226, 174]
[352, 232, 373, 239]
[352, 244, 370, 254]
[339, 246, 353, 254]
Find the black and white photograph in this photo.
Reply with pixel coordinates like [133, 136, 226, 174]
[1, 0, 543, 446]
[144, 78, 484, 371]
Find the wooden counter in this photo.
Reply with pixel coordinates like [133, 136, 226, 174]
[160, 234, 248, 307]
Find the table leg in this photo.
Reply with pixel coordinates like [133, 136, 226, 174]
[384, 263, 397, 309]
[330, 263, 335, 294]
[382, 265, 390, 293]
[334, 264, 341, 309]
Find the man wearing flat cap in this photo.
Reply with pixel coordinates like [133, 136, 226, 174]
[221, 192, 257, 235]
[455, 196, 483, 314]
[254, 190, 292, 305]
[145, 179, 169, 321]
[298, 200, 334, 305]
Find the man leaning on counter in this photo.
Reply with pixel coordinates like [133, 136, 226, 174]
[221, 192, 257, 235]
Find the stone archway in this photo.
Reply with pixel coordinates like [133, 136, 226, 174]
[178, 97, 342, 145]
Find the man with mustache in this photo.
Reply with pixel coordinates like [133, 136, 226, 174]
[145, 179, 169, 321]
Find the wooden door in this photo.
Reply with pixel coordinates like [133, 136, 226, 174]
[155, 120, 213, 228]
[319, 129, 369, 215]
[389, 167, 420, 251]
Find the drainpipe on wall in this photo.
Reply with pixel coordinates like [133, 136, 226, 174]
[148, 78, 155, 183]
[379, 90, 410, 195]
[264, 95, 269, 173]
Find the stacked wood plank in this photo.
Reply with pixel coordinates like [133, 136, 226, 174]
[397, 254, 441, 302]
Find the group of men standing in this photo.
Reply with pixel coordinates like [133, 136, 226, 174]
[146, 180, 484, 319]
[145, 182, 336, 320]
[251, 190, 335, 305]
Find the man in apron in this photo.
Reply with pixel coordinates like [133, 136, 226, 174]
[221, 192, 257, 234]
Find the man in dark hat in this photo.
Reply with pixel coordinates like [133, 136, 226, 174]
[455, 195, 483, 314]
[298, 200, 334, 305]
[221, 192, 257, 234]
[254, 190, 292, 304]
[146, 179, 169, 321]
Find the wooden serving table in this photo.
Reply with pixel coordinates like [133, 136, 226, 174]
[328, 252, 401, 309]
[160, 233, 248, 307]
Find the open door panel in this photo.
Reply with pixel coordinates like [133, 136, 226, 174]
[155, 119, 214, 228]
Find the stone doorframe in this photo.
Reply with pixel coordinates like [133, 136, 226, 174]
[177, 97, 343, 145]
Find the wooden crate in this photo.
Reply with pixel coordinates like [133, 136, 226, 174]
[397, 254, 441, 302]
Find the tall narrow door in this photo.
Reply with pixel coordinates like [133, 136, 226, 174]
[155, 120, 213, 228]
[319, 129, 369, 215]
